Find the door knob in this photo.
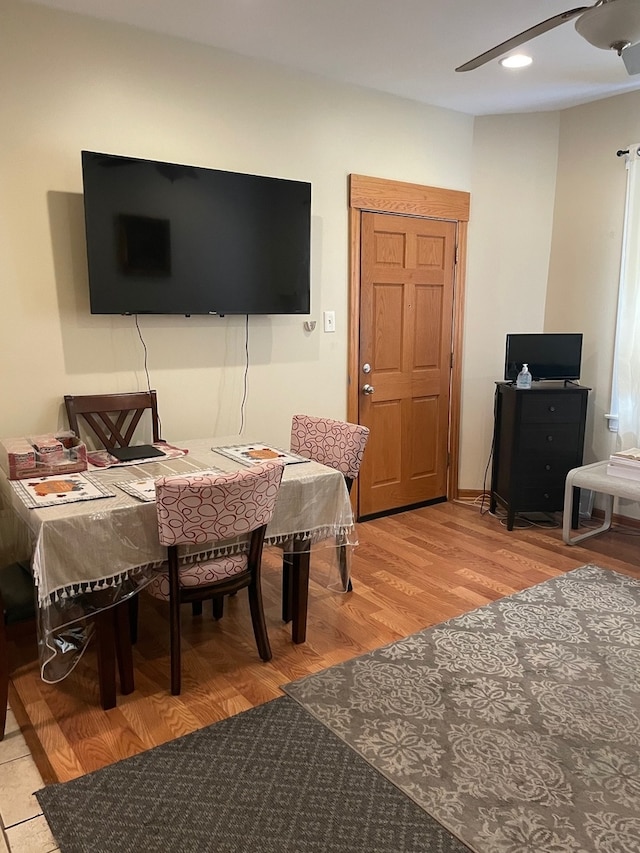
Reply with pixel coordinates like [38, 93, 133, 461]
[362, 384, 375, 395]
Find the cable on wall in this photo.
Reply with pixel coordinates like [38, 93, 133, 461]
[134, 314, 163, 439]
[239, 314, 249, 434]
[134, 314, 152, 391]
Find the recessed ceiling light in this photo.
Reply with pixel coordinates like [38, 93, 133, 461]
[499, 54, 533, 69]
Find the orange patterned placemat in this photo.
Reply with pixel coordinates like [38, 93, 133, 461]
[11, 472, 116, 509]
[212, 444, 310, 467]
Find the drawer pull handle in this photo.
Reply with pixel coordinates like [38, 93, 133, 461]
[546, 435, 553, 442]
[548, 406, 556, 412]
[544, 493, 550, 499]
[545, 464, 551, 471]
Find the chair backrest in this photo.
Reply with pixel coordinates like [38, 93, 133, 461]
[290, 414, 370, 482]
[155, 460, 285, 548]
[64, 391, 160, 449]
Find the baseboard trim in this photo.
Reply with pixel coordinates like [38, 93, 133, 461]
[455, 491, 640, 531]
[591, 507, 640, 531]
[358, 495, 447, 523]
[456, 489, 484, 504]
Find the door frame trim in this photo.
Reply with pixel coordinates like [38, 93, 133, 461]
[347, 173, 470, 513]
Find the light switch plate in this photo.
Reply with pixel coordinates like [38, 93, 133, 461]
[323, 310, 336, 333]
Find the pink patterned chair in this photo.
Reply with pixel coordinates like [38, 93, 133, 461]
[283, 415, 370, 630]
[148, 460, 285, 695]
[290, 414, 370, 487]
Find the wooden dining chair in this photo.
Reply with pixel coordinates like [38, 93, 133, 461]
[148, 460, 285, 695]
[290, 414, 370, 488]
[64, 390, 162, 642]
[64, 390, 160, 450]
[283, 414, 370, 631]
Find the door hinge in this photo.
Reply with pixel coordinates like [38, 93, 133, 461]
[450, 351, 454, 369]
[455, 244, 459, 264]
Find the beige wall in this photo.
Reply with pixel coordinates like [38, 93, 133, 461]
[1, 0, 474, 449]
[546, 90, 640, 466]
[461, 94, 640, 493]
[460, 113, 561, 488]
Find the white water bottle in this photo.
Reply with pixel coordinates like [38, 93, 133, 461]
[516, 363, 532, 389]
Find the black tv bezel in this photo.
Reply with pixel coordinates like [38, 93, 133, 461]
[81, 151, 312, 317]
[504, 333, 583, 383]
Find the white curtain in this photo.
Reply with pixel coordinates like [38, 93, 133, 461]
[608, 143, 640, 448]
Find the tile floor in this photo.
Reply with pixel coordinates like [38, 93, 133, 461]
[0, 706, 58, 853]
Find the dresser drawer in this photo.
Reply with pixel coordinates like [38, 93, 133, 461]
[514, 455, 575, 483]
[519, 423, 582, 454]
[520, 393, 584, 424]
[517, 485, 566, 512]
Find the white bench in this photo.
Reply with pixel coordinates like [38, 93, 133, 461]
[563, 460, 640, 544]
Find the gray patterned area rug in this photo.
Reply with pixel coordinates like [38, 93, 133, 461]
[284, 564, 640, 853]
[36, 695, 471, 853]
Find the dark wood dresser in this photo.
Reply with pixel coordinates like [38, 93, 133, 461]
[490, 381, 590, 530]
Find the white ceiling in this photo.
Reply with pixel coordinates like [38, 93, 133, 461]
[25, 0, 640, 115]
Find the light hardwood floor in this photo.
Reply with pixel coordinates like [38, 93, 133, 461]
[8, 500, 640, 786]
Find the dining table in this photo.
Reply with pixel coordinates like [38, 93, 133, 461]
[0, 437, 357, 698]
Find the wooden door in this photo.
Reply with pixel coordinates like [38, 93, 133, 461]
[357, 211, 457, 518]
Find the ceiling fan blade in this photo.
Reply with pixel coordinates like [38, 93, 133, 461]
[622, 41, 640, 74]
[455, 6, 590, 72]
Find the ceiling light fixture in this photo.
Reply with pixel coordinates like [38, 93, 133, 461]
[499, 54, 533, 69]
[575, 0, 640, 54]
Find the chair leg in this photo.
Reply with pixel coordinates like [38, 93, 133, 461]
[291, 539, 310, 644]
[212, 597, 224, 620]
[114, 601, 134, 696]
[95, 602, 136, 709]
[342, 480, 355, 591]
[282, 553, 294, 623]
[128, 594, 139, 644]
[191, 601, 203, 617]
[247, 578, 272, 662]
[168, 555, 182, 696]
[0, 625, 8, 740]
[338, 535, 353, 592]
[94, 609, 117, 710]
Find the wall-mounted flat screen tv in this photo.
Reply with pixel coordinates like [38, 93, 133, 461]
[81, 151, 311, 315]
[504, 333, 583, 382]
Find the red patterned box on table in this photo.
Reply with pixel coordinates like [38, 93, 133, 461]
[29, 434, 65, 462]
[0, 435, 88, 480]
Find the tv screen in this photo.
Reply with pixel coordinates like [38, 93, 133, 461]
[81, 151, 311, 315]
[504, 333, 583, 382]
